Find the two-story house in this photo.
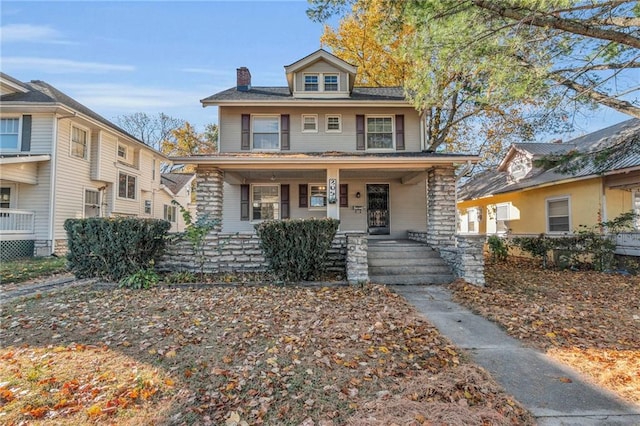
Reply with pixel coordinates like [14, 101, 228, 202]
[172, 50, 481, 284]
[0, 72, 186, 259]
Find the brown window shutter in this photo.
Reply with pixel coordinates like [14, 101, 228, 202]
[281, 114, 290, 150]
[340, 184, 348, 208]
[298, 184, 308, 208]
[240, 184, 250, 220]
[395, 115, 405, 150]
[356, 114, 365, 150]
[281, 184, 290, 219]
[21, 115, 32, 151]
[241, 114, 250, 150]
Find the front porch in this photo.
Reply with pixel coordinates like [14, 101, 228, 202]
[0, 209, 37, 260]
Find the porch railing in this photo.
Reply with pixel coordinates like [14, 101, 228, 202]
[615, 232, 640, 256]
[0, 209, 36, 234]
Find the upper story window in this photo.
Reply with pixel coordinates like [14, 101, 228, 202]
[304, 74, 319, 91]
[324, 74, 338, 91]
[71, 126, 88, 159]
[326, 115, 341, 132]
[0, 118, 19, 150]
[118, 172, 137, 200]
[547, 197, 570, 233]
[367, 116, 394, 150]
[117, 144, 128, 161]
[252, 116, 280, 150]
[302, 114, 318, 133]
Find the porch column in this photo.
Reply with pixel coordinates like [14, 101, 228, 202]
[426, 166, 456, 248]
[195, 165, 223, 232]
[326, 167, 340, 220]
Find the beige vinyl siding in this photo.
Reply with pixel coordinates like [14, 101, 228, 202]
[0, 162, 39, 184]
[90, 131, 101, 180]
[221, 179, 427, 238]
[294, 62, 348, 92]
[98, 132, 117, 183]
[52, 118, 96, 239]
[219, 106, 421, 153]
[29, 115, 54, 153]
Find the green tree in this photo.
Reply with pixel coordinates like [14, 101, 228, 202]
[309, 0, 640, 118]
[161, 122, 218, 172]
[318, 0, 559, 164]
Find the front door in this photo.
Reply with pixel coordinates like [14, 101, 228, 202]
[367, 184, 389, 235]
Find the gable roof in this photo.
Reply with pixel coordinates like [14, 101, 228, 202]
[161, 173, 195, 195]
[0, 73, 165, 158]
[284, 49, 358, 94]
[459, 118, 640, 201]
[497, 142, 576, 171]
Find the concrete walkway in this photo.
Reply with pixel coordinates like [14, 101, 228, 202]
[0, 276, 97, 304]
[392, 285, 640, 426]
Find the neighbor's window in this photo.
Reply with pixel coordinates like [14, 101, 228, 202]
[324, 74, 338, 91]
[326, 115, 341, 132]
[309, 184, 327, 208]
[84, 189, 100, 218]
[366, 116, 393, 149]
[71, 126, 88, 159]
[302, 115, 318, 132]
[467, 207, 479, 234]
[144, 200, 152, 215]
[0, 118, 19, 150]
[252, 185, 279, 221]
[634, 190, 640, 230]
[164, 204, 176, 222]
[547, 197, 570, 232]
[304, 74, 319, 91]
[252, 116, 280, 150]
[118, 172, 136, 200]
[1, 187, 11, 209]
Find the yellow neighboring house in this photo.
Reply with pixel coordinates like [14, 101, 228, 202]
[457, 119, 640, 247]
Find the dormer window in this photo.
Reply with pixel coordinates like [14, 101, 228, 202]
[304, 74, 319, 91]
[508, 154, 531, 182]
[324, 74, 338, 91]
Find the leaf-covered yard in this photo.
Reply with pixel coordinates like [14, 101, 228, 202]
[450, 258, 640, 406]
[1, 284, 533, 425]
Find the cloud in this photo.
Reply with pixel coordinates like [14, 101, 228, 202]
[0, 24, 72, 44]
[2, 57, 135, 73]
[60, 83, 203, 110]
[181, 68, 229, 77]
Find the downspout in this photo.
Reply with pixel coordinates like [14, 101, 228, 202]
[48, 116, 59, 254]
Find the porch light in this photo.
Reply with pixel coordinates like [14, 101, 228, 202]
[355, 192, 361, 198]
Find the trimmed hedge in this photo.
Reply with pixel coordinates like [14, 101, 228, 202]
[255, 218, 340, 282]
[64, 218, 171, 281]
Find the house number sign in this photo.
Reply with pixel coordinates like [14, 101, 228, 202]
[328, 178, 337, 204]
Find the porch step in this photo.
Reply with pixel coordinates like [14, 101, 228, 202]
[368, 240, 454, 285]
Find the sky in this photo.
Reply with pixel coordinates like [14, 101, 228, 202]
[0, 0, 633, 139]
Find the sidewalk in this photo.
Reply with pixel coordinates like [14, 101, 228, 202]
[1, 275, 97, 304]
[393, 285, 640, 426]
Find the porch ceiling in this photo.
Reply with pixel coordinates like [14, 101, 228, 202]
[222, 168, 428, 184]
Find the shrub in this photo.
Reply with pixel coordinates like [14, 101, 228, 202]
[119, 268, 160, 289]
[486, 235, 508, 261]
[65, 217, 170, 281]
[255, 218, 340, 282]
[164, 271, 196, 284]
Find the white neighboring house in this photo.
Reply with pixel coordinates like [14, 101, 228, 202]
[0, 72, 185, 259]
[160, 172, 196, 231]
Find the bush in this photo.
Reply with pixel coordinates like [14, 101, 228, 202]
[119, 268, 160, 289]
[65, 218, 170, 281]
[486, 235, 508, 261]
[255, 218, 340, 282]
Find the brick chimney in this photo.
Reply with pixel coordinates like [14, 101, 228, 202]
[236, 67, 251, 92]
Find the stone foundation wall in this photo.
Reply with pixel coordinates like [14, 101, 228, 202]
[34, 240, 53, 257]
[409, 231, 485, 286]
[53, 239, 68, 256]
[346, 233, 368, 284]
[426, 167, 456, 249]
[158, 232, 348, 278]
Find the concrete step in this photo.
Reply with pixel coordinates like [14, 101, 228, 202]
[369, 265, 452, 275]
[368, 245, 439, 253]
[368, 252, 443, 262]
[369, 274, 455, 285]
